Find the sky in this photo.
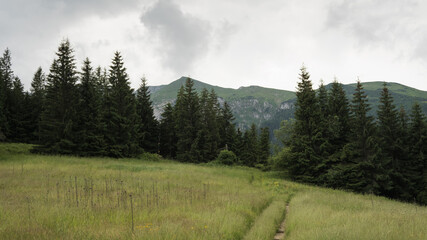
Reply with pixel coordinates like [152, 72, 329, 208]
[1, 0, 427, 92]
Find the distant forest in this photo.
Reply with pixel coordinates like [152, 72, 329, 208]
[0, 40, 269, 166]
[0, 40, 425, 205]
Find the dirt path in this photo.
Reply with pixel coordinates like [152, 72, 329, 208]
[273, 204, 289, 240]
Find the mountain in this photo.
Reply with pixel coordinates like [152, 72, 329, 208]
[150, 77, 427, 133]
[149, 77, 296, 129]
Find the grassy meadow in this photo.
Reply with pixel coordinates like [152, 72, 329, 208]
[0, 143, 426, 240]
[285, 188, 427, 240]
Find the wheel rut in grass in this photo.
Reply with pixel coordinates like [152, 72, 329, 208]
[273, 204, 289, 240]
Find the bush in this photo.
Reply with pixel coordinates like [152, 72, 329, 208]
[215, 150, 237, 165]
[268, 147, 291, 170]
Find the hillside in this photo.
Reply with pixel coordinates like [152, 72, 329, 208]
[150, 77, 427, 132]
[150, 77, 295, 129]
[0, 143, 426, 239]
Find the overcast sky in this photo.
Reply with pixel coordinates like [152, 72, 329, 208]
[2, 0, 427, 91]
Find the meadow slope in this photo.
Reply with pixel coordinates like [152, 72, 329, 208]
[0, 143, 426, 240]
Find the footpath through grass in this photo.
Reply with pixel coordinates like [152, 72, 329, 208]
[0, 143, 426, 239]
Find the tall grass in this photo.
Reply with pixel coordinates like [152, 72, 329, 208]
[1, 143, 425, 240]
[286, 187, 427, 240]
[0, 143, 289, 239]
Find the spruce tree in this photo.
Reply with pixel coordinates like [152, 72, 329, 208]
[233, 128, 244, 162]
[241, 124, 259, 167]
[407, 103, 427, 204]
[397, 106, 412, 200]
[258, 127, 270, 165]
[9, 77, 27, 142]
[341, 80, 389, 194]
[76, 58, 105, 156]
[219, 101, 236, 150]
[104, 51, 140, 157]
[0, 49, 14, 139]
[240, 129, 251, 165]
[324, 80, 351, 187]
[175, 78, 201, 162]
[136, 77, 159, 153]
[328, 79, 350, 146]
[316, 81, 333, 184]
[159, 103, 177, 158]
[377, 83, 404, 198]
[198, 88, 221, 162]
[28, 67, 46, 143]
[37, 39, 79, 154]
[288, 66, 321, 183]
[197, 88, 211, 162]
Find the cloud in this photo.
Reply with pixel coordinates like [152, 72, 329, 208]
[326, 0, 418, 48]
[140, 0, 212, 73]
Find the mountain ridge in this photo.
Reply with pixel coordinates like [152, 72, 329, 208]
[149, 77, 427, 132]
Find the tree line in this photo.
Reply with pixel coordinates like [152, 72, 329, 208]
[275, 66, 426, 205]
[0, 40, 270, 165]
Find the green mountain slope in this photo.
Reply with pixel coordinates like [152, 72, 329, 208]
[150, 77, 427, 132]
[150, 77, 295, 129]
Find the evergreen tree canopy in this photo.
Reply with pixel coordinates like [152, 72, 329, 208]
[37, 39, 79, 154]
[104, 51, 139, 157]
[219, 101, 236, 150]
[175, 78, 201, 162]
[259, 127, 270, 165]
[136, 77, 159, 153]
[28, 67, 46, 142]
[343, 80, 390, 194]
[327, 80, 350, 149]
[377, 83, 406, 198]
[407, 103, 427, 203]
[159, 103, 176, 158]
[288, 66, 321, 183]
[76, 58, 105, 156]
[0, 49, 14, 139]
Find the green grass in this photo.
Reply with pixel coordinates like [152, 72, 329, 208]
[0, 143, 426, 239]
[243, 198, 288, 240]
[286, 187, 427, 240]
[0, 143, 293, 240]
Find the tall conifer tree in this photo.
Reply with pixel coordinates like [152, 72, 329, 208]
[377, 83, 404, 198]
[341, 80, 389, 194]
[407, 103, 427, 203]
[136, 77, 159, 153]
[159, 103, 177, 158]
[324, 80, 351, 187]
[104, 51, 139, 157]
[259, 127, 270, 165]
[175, 78, 201, 162]
[317, 81, 333, 183]
[288, 66, 321, 183]
[28, 67, 46, 143]
[76, 58, 105, 156]
[37, 39, 79, 154]
[0, 49, 14, 139]
[219, 101, 236, 150]
[9, 77, 27, 142]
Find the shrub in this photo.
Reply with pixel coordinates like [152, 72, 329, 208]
[268, 147, 291, 170]
[215, 150, 237, 165]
